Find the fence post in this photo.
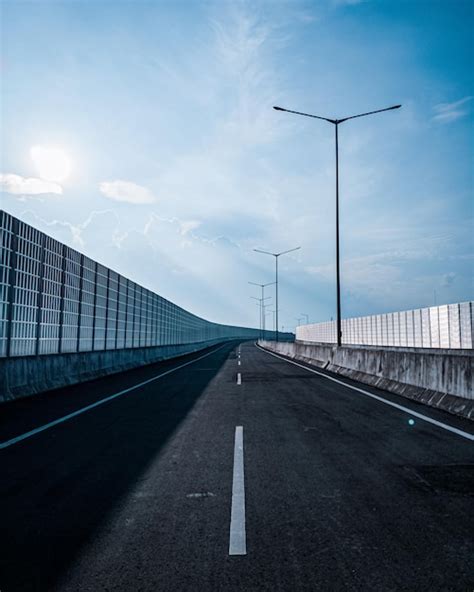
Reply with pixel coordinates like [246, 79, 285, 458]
[471, 301, 474, 349]
[58, 243, 67, 354]
[76, 253, 84, 353]
[104, 267, 110, 351]
[131, 283, 136, 348]
[437, 305, 441, 347]
[124, 279, 130, 348]
[5, 216, 19, 358]
[91, 261, 98, 351]
[35, 232, 46, 356]
[447, 305, 451, 349]
[144, 290, 149, 347]
[114, 274, 120, 350]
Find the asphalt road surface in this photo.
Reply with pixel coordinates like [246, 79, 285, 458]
[0, 340, 473, 592]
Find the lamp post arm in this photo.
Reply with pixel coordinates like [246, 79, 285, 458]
[253, 248, 275, 256]
[273, 106, 336, 124]
[338, 104, 401, 123]
[277, 246, 301, 257]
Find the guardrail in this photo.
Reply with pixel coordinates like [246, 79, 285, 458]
[0, 211, 275, 358]
[296, 302, 473, 349]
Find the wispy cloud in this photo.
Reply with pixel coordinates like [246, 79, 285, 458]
[432, 96, 472, 123]
[332, 0, 366, 6]
[0, 173, 62, 195]
[18, 208, 121, 249]
[211, 3, 285, 149]
[179, 220, 201, 235]
[99, 180, 157, 204]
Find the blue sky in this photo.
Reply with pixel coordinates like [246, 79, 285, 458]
[1, 0, 473, 331]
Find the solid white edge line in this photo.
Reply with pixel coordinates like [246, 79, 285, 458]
[229, 426, 246, 555]
[0, 344, 228, 451]
[256, 344, 474, 442]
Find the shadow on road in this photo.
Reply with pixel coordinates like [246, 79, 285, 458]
[0, 342, 235, 592]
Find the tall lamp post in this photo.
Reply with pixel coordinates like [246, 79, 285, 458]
[273, 103, 401, 346]
[254, 247, 301, 342]
[249, 281, 275, 339]
[301, 313, 309, 324]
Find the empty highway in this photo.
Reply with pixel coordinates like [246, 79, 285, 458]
[0, 341, 473, 592]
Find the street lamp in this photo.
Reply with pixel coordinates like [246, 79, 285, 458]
[250, 295, 271, 340]
[301, 313, 309, 324]
[265, 308, 276, 332]
[249, 281, 276, 339]
[254, 247, 301, 342]
[261, 300, 274, 339]
[273, 103, 401, 346]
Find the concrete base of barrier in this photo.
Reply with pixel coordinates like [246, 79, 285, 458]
[258, 340, 474, 420]
[0, 339, 236, 403]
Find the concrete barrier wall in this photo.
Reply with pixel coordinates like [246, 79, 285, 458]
[0, 338, 235, 403]
[259, 340, 474, 420]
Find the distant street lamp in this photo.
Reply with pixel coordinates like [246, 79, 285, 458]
[254, 247, 301, 342]
[301, 313, 309, 324]
[273, 103, 401, 346]
[266, 308, 276, 332]
[250, 295, 271, 340]
[261, 300, 273, 338]
[249, 281, 276, 339]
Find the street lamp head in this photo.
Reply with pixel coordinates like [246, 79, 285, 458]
[249, 280, 276, 287]
[273, 106, 285, 111]
[391, 104, 402, 110]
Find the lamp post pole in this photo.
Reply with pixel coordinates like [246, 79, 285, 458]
[335, 122, 341, 346]
[273, 103, 401, 346]
[267, 309, 276, 332]
[250, 295, 271, 340]
[254, 247, 301, 342]
[249, 281, 275, 340]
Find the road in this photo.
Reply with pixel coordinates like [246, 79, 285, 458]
[0, 340, 473, 592]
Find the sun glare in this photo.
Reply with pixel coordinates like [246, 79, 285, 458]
[31, 145, 72, 183]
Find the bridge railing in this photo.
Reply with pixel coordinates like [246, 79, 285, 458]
[296, 302, 474, 349]
[0, 211, 271, 358]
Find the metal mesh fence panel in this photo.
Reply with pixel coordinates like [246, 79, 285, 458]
[1, 212, 265, 357]
[79, 257, 95, 352]
[9, 221, 43, 356]
[296, 301, 473, 349]
[38, 235, 62, 355]
[0, 212, 15, 357]
[61, 247, 81, 353]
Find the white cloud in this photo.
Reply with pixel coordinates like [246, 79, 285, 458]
[99, 180, 156, 204]
[432, 96, 472, 123]
[179, 220, 201, 235]
[0, 173, 62, 195]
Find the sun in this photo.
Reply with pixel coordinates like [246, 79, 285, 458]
[31, 145, 72, 183]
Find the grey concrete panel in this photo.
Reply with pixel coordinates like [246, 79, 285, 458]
[0, 338, 235, 402]
[259, 340, 474, 419]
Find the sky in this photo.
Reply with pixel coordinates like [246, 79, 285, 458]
[1, 0, 473, 332]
